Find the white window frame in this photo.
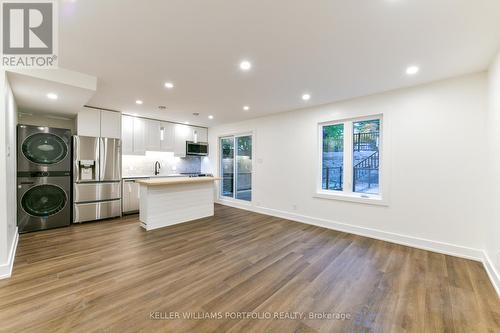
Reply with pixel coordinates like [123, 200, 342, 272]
[218, 133, 254, 204]
[315, 114, 388, 206]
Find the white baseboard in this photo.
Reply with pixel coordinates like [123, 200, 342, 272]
[0, 227, 19, 279]
[218, 200, 500, 297]
[217, 200, 483, 261]
[483, 251, 500, 297]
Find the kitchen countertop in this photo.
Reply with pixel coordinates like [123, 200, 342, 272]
[123, 174, 185, 179]
[135, 176, 221, 186]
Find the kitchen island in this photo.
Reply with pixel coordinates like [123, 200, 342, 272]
[135, 177, 220, 231]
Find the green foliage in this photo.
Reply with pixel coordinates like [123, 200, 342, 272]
[221, 138, 233, 158]
[237, 136, 252, 156]
[353, 119, 380, 134]
[221, 136, 252, 158]
[323, 124, 344, 152]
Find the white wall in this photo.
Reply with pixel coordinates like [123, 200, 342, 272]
[485, 50, 500, 289]
[207, 73, 488, 258]
[0, 70, 19, 278]
[17, 112, 76, 134]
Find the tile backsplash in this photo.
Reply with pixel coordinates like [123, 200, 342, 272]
[122, 152, 201, 178]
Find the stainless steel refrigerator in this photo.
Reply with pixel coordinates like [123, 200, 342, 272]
[73, 136, 122, 223]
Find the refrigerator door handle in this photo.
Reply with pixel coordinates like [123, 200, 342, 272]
[96, 138, 100, 181]
[99, 138, 105, 181]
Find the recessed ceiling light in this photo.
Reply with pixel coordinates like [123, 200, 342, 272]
[302, 93, 311, 101]
[406, 65, 420, 75]
[164, 82, 174, 89]
[136, 100, 143, 105]
[208, 115, 214, 119]
[184, 121, 190, 125]
[47, 93, 58, 100]
[239, 60, 252, 71]
[243, 106, 250, 111]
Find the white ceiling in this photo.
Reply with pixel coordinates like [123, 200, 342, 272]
[8, 68, 96, 116]
[55, 0, 500, 126]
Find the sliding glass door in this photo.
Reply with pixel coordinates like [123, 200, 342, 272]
[221, 137, 234, 198]
[220, 135, 252, 202]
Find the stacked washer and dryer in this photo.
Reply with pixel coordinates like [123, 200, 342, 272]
[17, 125, 72, 233]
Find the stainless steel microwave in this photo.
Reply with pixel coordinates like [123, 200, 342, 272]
[186, 141, 209, 156]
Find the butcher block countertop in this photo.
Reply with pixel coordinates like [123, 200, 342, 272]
[135, 176, 221, 186]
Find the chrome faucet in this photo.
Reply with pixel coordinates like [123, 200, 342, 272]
[154, 161, 161, 175]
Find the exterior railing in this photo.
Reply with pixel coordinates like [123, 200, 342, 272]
[353, 132, 379, 152]
[353, 151, 379, 191]
[323, 167, 343, 191]
[353, 168, 379, 191]
[222, 172, 251, 195]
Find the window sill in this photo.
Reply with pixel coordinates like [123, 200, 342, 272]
[314, 190, 389, 206]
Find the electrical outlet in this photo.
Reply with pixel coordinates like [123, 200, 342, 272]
[292, 204, 297, 211]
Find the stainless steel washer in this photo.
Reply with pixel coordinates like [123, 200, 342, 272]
[17, 125, 71, 172]
[17, 172, 71, 233]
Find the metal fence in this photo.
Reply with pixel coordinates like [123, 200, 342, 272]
[353, 132, 379, 152]
[323, 167, 343, 191]
[222, 173, 251, 196]
[353, 168, 379, 192]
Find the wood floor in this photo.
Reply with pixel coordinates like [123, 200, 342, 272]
[0, 204, 499, 333]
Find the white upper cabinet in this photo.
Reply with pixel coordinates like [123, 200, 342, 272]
[174, 124, 191, 157]
[193, 127, 208, 143]
[121, 115, 134, 155]
[120, 115, 208, 156]
[100, 110, 121, 139]
[145, 119, 161, 151]
[160, 122, 175, 152]
[121, 115, 146, 155]
[77, 108, 121, 139]
[132, 117, 146, 155]
[77, 108, 101, 137]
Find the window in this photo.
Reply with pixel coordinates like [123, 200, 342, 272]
[319, 115, 383, 202]
[220, 135, 253, 202]
[352, 119, 380, 194]
[322, 123, 344, 191]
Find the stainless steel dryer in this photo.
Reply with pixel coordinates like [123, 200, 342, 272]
[17, 125, 72, 233]
[17, 171, 71, 233]
[17, 125, 71, 172]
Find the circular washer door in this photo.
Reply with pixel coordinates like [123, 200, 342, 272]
[22, 133, 68, 165]
[21, 185, 67, 217]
